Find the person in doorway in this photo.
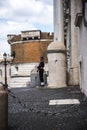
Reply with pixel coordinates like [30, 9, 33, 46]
[37, 57, 45, 86]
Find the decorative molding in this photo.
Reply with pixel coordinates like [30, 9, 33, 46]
[11, 75, 30, 78]
[47, 50, 66, 54]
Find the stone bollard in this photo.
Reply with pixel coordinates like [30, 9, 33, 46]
[0, 85, 8, 130]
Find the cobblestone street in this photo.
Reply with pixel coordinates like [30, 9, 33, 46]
[8, 86, 87, 130]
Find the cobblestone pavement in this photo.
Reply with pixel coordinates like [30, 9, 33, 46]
[8, 86, 87, 130]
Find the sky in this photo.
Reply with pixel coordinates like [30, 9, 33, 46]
[0, 0, 53, 55]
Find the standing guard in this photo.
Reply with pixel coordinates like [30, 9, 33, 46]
[37, 57, 45, 86]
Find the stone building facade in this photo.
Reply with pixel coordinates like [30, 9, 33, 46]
[47, 0, 87, 96]
[65, 0, 87, 96]
[47, 0, 79, 88]
[7, 30, 53, 87]
[74, 0, 87, 96]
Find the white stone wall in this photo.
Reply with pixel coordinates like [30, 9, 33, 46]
[47, 0, 66, 88]
[69, 0, 79, 85]
[48, 52, 66, 87]
[78, 3, 87, 96]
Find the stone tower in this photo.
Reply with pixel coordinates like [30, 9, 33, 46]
[47, 0, 66, 88]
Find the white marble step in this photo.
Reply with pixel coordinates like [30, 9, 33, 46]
[10, 77, 30, 88]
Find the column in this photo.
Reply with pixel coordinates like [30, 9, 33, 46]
[47, 0, 66, 88]
[69, 0, 79, 85]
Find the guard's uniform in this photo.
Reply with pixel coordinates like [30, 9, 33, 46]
[38, 60, 44, 86]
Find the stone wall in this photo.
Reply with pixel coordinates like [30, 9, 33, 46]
[78, 2, 87, 96]
[68, 0, 79, 86]
[11, 40, 51, 63]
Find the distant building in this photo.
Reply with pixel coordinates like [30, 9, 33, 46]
[7, 30, 53, 87]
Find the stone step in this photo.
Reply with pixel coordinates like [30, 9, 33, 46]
[10, 77, 30, 88]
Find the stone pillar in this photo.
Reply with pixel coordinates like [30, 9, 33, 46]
[0, 86, 8, 130]
[47, 0, 66, 88]
[69, 0, 79, 85]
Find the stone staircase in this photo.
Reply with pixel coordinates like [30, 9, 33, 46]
[10, 77, 30, 88]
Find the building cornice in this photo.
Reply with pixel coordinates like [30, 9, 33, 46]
[9, 39, 53, 45]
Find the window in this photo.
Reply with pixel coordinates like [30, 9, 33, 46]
[0, 69, 2, 77]
[9, 68, 11, 76]
[83, 1, 87, 26]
